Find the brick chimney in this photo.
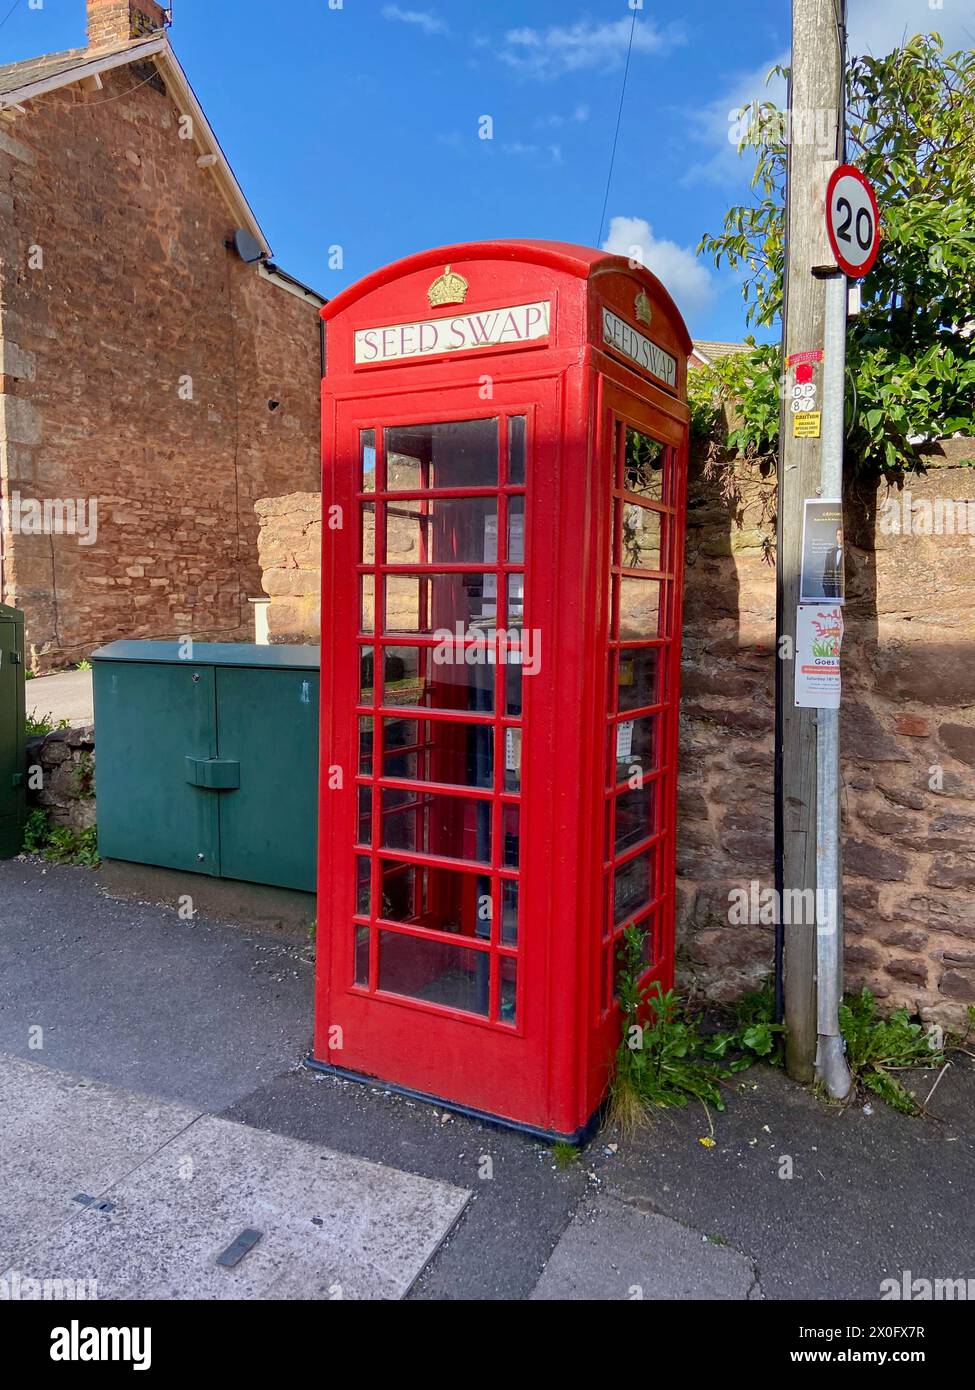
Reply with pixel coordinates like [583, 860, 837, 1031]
[86, 0, 168, 50]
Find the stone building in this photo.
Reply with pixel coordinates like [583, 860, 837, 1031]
[0, 0, 323, 670]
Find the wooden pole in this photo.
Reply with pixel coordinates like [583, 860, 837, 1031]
[777, 0, 846, 1081]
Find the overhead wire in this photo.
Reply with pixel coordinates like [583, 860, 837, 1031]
[596, 7, 638, 249]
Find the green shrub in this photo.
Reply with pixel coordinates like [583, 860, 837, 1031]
[22, 810, 99, 868]
[608, 927, 782, 1131]
[26, 712, 71, 737]
[839, 988, 942, 1115]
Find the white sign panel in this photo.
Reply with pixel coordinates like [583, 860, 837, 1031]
[601, 308, 677, 388]
[795, 604, 844, 709]
[355, 301, 551, 365]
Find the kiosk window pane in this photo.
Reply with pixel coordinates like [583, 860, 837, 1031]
[501, 880, 519, 945]
[354, 926, 370, 985]
[362, 502, 376, 564]
[616, 647, 659, 712]
[613, 849, 654, 926]
[624, 429, 665, 500]
[508, 416, 526, 485]
[502, 804, 520, 868]
[508, 495, 525, 563]
[642, 912, 660, 968]
[379, 859, 419, 921]
[382, 717, 494, 789]
[358, 717, 373, 774]
[503, 726, 522, 793]
[382, 644, 495, 713]
[620, 503, 661, 572]
[505, 660, 523, 717]
[386, 419, 498, 491]
[381, 790, 492, 864]
[361, 576, 375, 633]
[359, 647, 374, 704]
[500, 956, 517, 1025]
[386, 497, 498, 567]
[610, 715, 657, 785]
[361, 429, 377, 492]
[614, 782, 656, 855]
[357, 786, 372, 845]
[505, 574, 525, 629]
[619, 578, 660, 640]
[379, 858, 491, 941]
[378, 934, 489, 1017]
[356, 855, 371, 916]
[385, 573, 514, 633]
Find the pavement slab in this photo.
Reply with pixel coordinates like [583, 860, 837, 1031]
[223, 1066, 589, 1301]
[531, 1193, 758, 1300]
[0, 1053, 197, 1270]
[2, 1055, 470, 1300]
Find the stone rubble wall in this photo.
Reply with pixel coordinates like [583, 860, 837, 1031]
[255, 438, 975, 1028]
[254, 493, 322, 645]
[26, 726, 96, 833]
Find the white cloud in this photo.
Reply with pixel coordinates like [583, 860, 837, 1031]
[536, 103, 591, 129]
[381, 5, 447, 36]
[498, 17, 685, 79]
[681, 53, 788, 188]
[602, 216, 715, 316]
[681, 0, 974, 187]
[847, 0, 975, 56]
[498, 141, 563, 165]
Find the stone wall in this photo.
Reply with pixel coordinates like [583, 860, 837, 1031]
[26, 726, 96, 832]
[679, 438, 975, 1031]
[255, 493, 322, 645]
[0, 63, 321, 671]
[256, 440, 975, 1028]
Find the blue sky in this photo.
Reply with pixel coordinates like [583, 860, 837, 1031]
[2, 0, 971, 342]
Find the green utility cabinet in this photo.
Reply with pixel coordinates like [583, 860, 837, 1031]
[0, 602, 27, 860]
[92, 642, 320, 892]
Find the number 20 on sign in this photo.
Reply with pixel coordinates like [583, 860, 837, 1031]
[826, 165, 880, 279]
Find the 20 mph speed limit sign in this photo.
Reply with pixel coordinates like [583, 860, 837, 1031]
[826, 164, 880, 278]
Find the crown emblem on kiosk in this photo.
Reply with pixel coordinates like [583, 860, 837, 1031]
[427, 266, 469, 308]
[634, 289, 653, 326]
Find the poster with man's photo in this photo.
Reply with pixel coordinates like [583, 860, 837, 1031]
[800, 499, 845, 604]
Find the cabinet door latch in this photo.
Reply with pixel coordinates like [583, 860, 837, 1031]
[184, 757, 240, 790]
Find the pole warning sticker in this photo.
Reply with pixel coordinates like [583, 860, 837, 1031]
[793, 411, 822, 438]
[795, 604, 843, 709]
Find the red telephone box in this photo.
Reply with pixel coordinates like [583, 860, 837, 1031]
[314, 239, 691, 1140]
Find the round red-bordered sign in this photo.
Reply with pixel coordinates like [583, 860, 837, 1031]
[826, 165, 880, 278]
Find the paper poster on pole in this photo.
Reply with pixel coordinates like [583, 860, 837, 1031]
[800, 499, 845, 604]
[795, 604, 843, 708]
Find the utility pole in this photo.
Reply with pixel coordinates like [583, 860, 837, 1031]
[776, 0, 850, 1087]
